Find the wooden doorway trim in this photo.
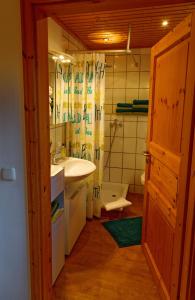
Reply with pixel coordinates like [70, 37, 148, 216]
[21, 1, 52, 299]
[21, 1, 195, 299]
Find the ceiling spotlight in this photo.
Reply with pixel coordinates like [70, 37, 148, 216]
[162, 20, 169, 27]
[52, 56, 58, 61]
[104, 37, 109, 42]
[59, 55, 65, 60]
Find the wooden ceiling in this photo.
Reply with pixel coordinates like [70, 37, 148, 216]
[42, 0, 195, 49]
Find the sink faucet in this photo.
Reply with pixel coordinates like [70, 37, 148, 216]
[51, 152, 58, 165]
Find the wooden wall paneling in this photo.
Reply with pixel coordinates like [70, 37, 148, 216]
[40, 2, 195, 49]
[39, 1, 195, 16]
[21, 1, 52, 299]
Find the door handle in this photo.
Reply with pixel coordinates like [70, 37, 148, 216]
[143, 151, 151, 157]
[143, 151, 151, 163]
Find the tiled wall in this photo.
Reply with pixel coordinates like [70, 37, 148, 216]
[48, 18, 85, 154]
[104, 49, 150, 194]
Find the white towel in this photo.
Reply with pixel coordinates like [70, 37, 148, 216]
[104, 197, 132, 211]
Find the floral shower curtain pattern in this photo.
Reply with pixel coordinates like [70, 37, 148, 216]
[62, 53, 105, 218]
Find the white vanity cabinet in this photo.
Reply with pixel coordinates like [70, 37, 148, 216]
[51, 167, 65, 284]
[64, 183, 87, 255]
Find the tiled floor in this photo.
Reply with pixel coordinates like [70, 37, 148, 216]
[52, 193, 160, 300]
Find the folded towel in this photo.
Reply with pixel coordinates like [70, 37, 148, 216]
[133, 99, 149, 105]
[116, 108, 148, 113]
[116, 108, 133, 113]
[104, 197, 132, 211]
[132, 104, 148, 109]
[117, 103, 132, 108]
[132, 108, 148, 112]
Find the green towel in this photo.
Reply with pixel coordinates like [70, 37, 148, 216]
[132, 107, 148, 112]
[132, 104, 148, 109]
[116, 108, 148, 113]
[133, 99, 149, 105]
[116, 108, 133, 113]
[117, 103, 132, 108]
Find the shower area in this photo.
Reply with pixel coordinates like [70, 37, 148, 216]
[48, 16, 150, 216]
[102, 50, 150, 210]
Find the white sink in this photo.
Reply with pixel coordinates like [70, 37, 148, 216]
[57, 157, 96, 183]
[50, 164, 63, 177]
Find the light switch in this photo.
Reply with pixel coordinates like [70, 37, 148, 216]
[1, 168, 16, 181]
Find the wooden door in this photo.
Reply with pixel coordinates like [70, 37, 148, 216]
[142, 14, 195, 300]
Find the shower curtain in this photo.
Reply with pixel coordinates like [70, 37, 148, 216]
[62, 53, 105, 218]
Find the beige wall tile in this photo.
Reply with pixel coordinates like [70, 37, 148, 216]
[103, 167, 110, 181]
[111, 123, 123, 137]
[110, 153, 123, 168]
[127, 55, 140, 71]
[112, 137, 123, 152]
[126, 89, 139, 102]
[113, 89, 126, 104]
[105, 55, 114, 73]
[136, 138, 146, 154]
[135, 154, 146, 170]
[141, 54, 151, 71]
[105, 89, 113, 104]
[104, 137, 110, 151]
[140, 72, 150, 88]
[124, 115, 137, 122]
[113, 72, 126, 88]
[124, 122, 137, 137]
[104, 120, 111, 137]
[137, 122, 147, 138]
[123, 153, 135, 169]
[124, 137, 136, 153]
[114, 55, 127, 72]
[139, 88, 149, 100]
[105, 72, 114, 88]
[110, 168, 122, 183]
[126, 72, 139, 88]
[122, 169, 135, 184]
[105, 104, 112, 114]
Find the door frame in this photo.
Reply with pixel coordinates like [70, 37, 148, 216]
[142, 13, 195, 300]
[21, 1, 195, 299]
[21, 1, 52, 299]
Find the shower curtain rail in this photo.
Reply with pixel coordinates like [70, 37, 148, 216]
[65, 49, 132, 54]
[66, 25, 134, 56]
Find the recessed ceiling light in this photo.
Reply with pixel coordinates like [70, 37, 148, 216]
[52, 56, 58, 61]
[162, 20, 169, 27]
[104, 37, 109, 42]
[59, 55, 65, 60]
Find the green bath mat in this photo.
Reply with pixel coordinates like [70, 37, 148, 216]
[102, 217, 142, 247]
